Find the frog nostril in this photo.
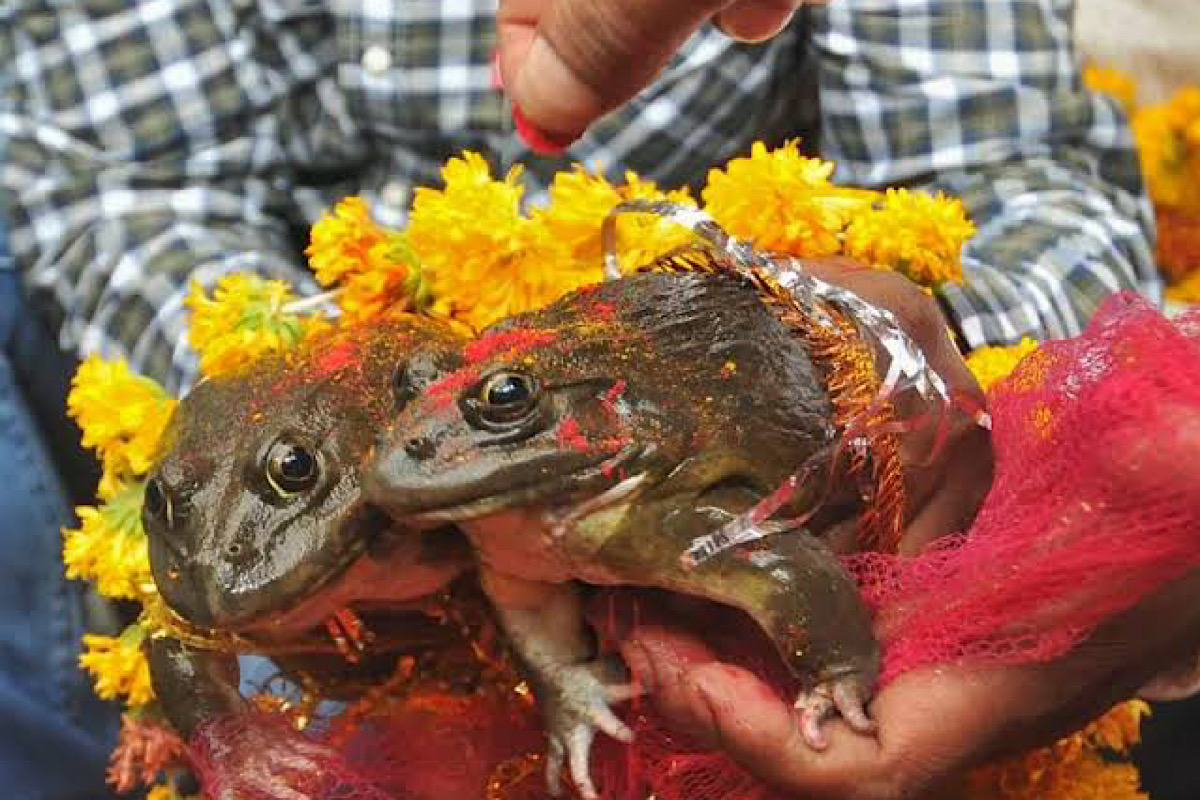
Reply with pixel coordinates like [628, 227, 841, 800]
[404, 436, 437, 461]
[225, 542, 244, 559]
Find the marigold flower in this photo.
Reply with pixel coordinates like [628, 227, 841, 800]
[1166, 268, 1200, 304]
[79, 623, 155, 706]
[145, 784, 198, 800]
[307, 196, 431, 322]
[844, 189, 974, 286]
[63, 480, 153, 601]
[1133, 88, 1200, 212]
[67, 358, 175, 497]
[1156, 207, 1200, 282]
[965, 701, 1149, 800]
[1084, 65, 1138, 115]
[108, 712, 187, 793]
[409, 153, 598, 329]
[965, 338, 1041, 393]
[703, 141, 878, 257]
[533, 167, 697, 272]
[185, 274, 330, 377]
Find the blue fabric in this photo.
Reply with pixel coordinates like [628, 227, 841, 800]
[0, 256, 120, 792]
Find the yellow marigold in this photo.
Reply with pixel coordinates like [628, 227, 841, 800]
[185, 274, 330, 378]
[79, 623, 154, 706]
[63, 480, 153, 601]
[1133, 88, 1200, 212]
[966, 338, 1041, 392]
[307, 196, 432, 322]
[843, 188, 974, 286]
[533, 167, 697, 272]
[145, 786, 200, 800]
[703, 141, 878, 257]
[409, 152, 597, 329]
[67, 357, 175, 498]
[1166, 268, 1200, 304]
[1084, 65, 1138, 115]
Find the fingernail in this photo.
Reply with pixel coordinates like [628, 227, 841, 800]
[511, 104, 575, 156]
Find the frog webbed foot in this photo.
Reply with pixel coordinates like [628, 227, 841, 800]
[542, 657, 640, 799]
[793, 669, 877, 750]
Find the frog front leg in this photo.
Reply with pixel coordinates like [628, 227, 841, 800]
[603, 506, 880, 750]
[145, 636, 246, 738]
[479, 566, 638, 799]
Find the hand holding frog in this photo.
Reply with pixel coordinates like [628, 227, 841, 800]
[617, 260, 1200, 799]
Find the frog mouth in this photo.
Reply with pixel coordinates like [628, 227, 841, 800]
[388, 442, 647, 524]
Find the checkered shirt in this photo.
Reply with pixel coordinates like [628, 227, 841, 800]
[0, 0, 1158, 392]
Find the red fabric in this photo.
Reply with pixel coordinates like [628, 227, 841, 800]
[189, 294, 1200, 800]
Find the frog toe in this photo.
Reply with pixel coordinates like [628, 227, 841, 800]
[793, 671, 876, 749]
[542, 660, 636, 797]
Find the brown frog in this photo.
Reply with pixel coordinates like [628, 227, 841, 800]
[141, 317, 475, 787]
[364, 269, 882, 798]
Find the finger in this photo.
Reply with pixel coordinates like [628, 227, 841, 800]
[497, 0, 731, 144]
[546, 737, 565, 796]
[567, 726, 599, 800]
[714, 0, 801, 42]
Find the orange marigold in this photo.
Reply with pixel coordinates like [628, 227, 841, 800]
[307, 196, 431, 321]
[1156, 207, 1200, 282]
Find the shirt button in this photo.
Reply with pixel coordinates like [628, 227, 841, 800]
[362, 45, 392, 76]
[381, 180, 409, 209]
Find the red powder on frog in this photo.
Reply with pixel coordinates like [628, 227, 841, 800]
[463, 329, 556, 365]
[313, 339, 359, 378]
[601, 380, 627, 415]
[557, 416, 591, 452]
[426, 367, 482, 411]
[588, 301, 617, 322]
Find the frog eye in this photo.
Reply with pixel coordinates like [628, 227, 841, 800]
[265, 441, 320, 497]
[143, 477, 173, 529]
[476, 371, 539, 425]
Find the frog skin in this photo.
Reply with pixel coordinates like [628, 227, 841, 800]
[364, 271, 881, 798]
[142, 317, 474, 748]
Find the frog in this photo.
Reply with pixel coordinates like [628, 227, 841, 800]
[141, 316, 476, 793]
[363, 268, 882, 798]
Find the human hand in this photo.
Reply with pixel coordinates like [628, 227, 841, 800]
[797, 257, 994, 556]
[496, 0, 819, 152]
[610, 272, 1200, 799]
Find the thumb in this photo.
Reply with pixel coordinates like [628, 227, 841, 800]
[497, 0, 801, 151]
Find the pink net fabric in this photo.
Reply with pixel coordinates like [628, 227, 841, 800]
[188, 294, 1200, 800]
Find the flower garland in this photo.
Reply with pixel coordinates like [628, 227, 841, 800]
[62, 143, 1151, 800]
[1085, 67, 1200, 300]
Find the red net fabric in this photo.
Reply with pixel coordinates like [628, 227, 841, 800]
[188, 294, 1200, 800]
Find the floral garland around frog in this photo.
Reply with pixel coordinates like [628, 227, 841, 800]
[63, 141, 1155, 800]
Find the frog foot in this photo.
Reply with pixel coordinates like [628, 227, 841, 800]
[543, 659, 641, 799]
[793, 671, 877, 750]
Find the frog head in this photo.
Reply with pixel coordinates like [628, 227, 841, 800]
[364, 272, 840, 535]
[144, 317, 468, 635]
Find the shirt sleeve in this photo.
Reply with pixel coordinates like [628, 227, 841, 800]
[0, 4, 324, 393]
[809, 0, 1160, 349]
